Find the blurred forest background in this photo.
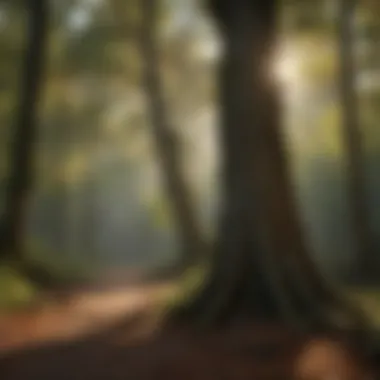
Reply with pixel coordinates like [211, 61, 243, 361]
[0, 0, 380, 310]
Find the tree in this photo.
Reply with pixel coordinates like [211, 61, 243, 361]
[172, 0, 368, 338]
[0, 4, 26, 188]
[337, 0, 378, 283]
[0, 1, 48, 260]
[140, 0, 207, 269]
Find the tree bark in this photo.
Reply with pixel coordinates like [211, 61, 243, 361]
[171, 0, 368, 339]
[337, 0, 377, 283]
[140, 0, 207, 270]
[0, 0, 48, 260]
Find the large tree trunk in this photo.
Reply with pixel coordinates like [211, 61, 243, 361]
[171, 0, 368, 338]
[337, 0, 377, 283]
[140, 0, 207, 270]
[0, 1, 48, 260]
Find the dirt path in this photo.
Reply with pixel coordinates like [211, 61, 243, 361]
[0, 284, 377, 380]
[0, 282, 172, 353]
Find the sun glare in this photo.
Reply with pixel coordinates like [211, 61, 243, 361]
[273, 44, 301, 86]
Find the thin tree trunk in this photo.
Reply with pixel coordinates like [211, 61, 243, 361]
[140, 0, 207, 269]
[170, 0, 368, 342]
[337, 0, 377, 283]
[0, 1, 48, 260]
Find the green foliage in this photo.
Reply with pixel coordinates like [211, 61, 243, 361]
[0, 265, 39, 310]
[315, 104, 344, 157]
[282, 0, 335, 33]
[145, 197, 173, 229]
[27, 240, 99, 284]
[347, 287, 380, 328]
[163, 263, 207, 312]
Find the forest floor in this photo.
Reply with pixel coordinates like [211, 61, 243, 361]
[0, 282, 379, 380]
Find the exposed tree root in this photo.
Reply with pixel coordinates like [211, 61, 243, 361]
[168, 247, 370, 349]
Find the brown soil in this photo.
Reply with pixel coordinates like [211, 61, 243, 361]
[0, 285, 377, 380]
